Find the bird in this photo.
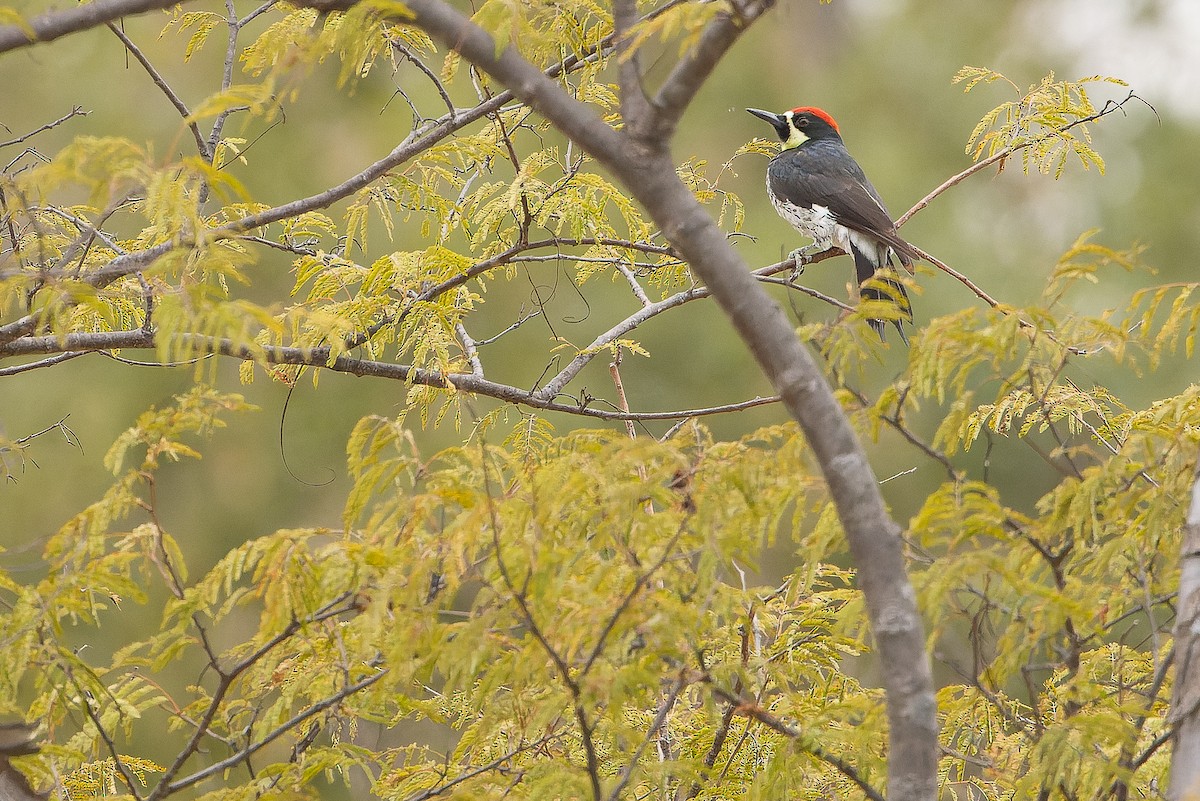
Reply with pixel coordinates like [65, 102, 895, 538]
[746, 105, 919, 343]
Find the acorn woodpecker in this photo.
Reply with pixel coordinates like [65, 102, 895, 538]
[746, 106, 918, 343]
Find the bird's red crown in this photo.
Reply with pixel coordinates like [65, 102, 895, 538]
[790, 106, 839, 132]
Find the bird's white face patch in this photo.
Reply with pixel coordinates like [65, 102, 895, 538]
[783, 111, 809, 150]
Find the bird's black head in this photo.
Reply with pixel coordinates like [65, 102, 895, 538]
[746, 106, 841, 150]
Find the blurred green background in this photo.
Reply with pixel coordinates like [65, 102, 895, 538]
[1, 0, 1197, 582]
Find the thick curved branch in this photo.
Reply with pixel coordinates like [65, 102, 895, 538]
[0, 0, 183, 53]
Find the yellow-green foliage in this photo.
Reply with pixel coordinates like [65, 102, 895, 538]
[63, 756, 165, 799]
[1, 3, 1194, 798]
[954, 68, 1126, 176]
[2, 396, 886, 800]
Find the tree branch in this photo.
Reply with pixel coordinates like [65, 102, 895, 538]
[0, 0, 183, 54]
[106, 22, 209, 160]
[1168, 463, 1200, 800]
[0, 328, 780, 421]
[612, 0, 653, 136]
[0, 106, 89, 150]
[647, 0, 773, 139]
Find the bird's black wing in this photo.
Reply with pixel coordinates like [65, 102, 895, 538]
[769, 142, 919, 268]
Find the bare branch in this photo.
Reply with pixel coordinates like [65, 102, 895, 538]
[533, 256, 830, 405]
[0, 106, 89, 150]
[106, 22, 209, 160]
[608, 353, 637, 440]
[907, 242, 1089, 356]
[205, 0, 243, 159]
[0, 0, 184, 54]
[238, 1, 277, 27]
[392, 41, 456, 121]
[647, 0, 774, 139]
[0, 328, 780, 421]
[535, 283, 709, 402]
[473, 309, 540, 348]
[454, 321, 483, 377]
[615, 261, 652, 307]
[840, 382, 956, 478]
[0, 351, 88, 376]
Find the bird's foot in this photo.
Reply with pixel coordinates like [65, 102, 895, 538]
[786, 246, 816, 282]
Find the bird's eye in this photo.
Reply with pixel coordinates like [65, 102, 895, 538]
[794, 116, 808, 127]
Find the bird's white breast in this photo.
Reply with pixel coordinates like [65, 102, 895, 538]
[767, 181, 837, 250]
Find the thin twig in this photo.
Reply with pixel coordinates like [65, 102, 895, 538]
[106, 22, 209, 159]
[0, 106, 89, 149]
[0, 351, 88, 376]
[609, 349, 637, 439]
[896, 91, 1147, 228]
[606, 673, 689, 801]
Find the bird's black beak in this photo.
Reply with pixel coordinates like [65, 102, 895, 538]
[746, 107, 789, 142]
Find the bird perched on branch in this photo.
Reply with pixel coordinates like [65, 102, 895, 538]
[746, 106, 919, 343]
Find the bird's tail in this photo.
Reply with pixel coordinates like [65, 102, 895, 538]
[850, 242, 912, 345]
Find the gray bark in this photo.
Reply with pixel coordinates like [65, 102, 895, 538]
[1169, 468, 1200, 799]
[0, 0, 180, 53]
